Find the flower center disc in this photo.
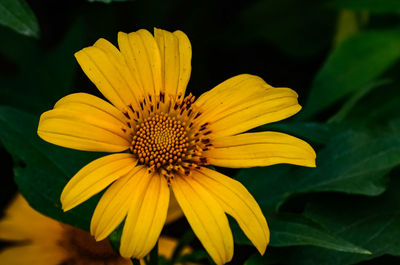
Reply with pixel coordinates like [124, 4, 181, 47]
[131, 113, 189, 169]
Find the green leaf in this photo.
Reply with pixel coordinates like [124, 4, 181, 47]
[327, 79, 392, 124]
[269, 215, 370, 254]
[235, 0, 336, 57]
[0, 0, 39, 38]
[0, 106, 103, 230]
[333, 10, 364, 46]
[237, 128, 400, 214]
[258, 122, 333, 145]
[331, 0, 400, 14]
[390, 118, 400, 136]
[302, 30, 400, 118]
[338, 77, 400, 128]
[0, 18, 86, 114]
[276, 176, 400, 265]
[234, 214, 371, 254]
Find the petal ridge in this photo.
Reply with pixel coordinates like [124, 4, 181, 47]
[192, 167, 270, 254]
[61, 153, 137, 212]
[204, 131, 316, 168]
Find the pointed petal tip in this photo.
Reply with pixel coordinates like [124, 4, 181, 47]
[60, 200, 74, 212]
[253, 232, 269, 256]
[61, 205, 71, 212]
[90, 223, 108, 242]
[257, 241, 268, 256]
[93, 232, 107, 242]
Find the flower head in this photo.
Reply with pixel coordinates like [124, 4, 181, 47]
[0, 194, 192, 265]
[0, 194, 131, 265]
[37, 28, 316, 265]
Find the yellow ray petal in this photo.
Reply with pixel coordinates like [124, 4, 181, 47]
[0, 195, 62, 242]
[192, 167, 270, 255]
[194, 74, 301, 137]
[154, 28, 192, 100]
[61, 153, 138, 212]
[90, 166, 146, 241]
[205, 131, 316, 168]
[0, 244, 67, 265]
[92, 38, 145, 111]
[171, 176, 233, 265]
[120, 172, 170, 259]
[75, 42, 140, 111]
[38, 93, 131, 152]
[118, 30, 162, 98]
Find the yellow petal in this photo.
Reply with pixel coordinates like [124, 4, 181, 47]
[205, 131, 316, 168]
[90, 166, 145, 241]
[0, 194, 62, 242]
[38, 93, 131, 152]
[0, 244, 67, 265]
[61, 153, 138, 212]
[118, 30, 162, 98]
[75, 42, 140, 111]
[154, 28, 192, 100]
[120, 172, 170, 259]
[92, 38, 146, 111]
[194, 74, 301, 137]
[171, 176, 233, 265]
[192, 167, 270, 255]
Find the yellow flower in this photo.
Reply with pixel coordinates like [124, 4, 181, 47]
[0, 194, 130, 265]
[37, 28, 316, 265]
[0, 194, 193, 265]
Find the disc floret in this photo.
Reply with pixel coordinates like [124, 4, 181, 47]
[131, 113, 189, 169]
[126, 93, 213, 183]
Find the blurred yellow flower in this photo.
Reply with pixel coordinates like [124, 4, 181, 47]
[37, 28, 316, 264]
[0, 194, 128, 265]
[0, 194, 193, 265]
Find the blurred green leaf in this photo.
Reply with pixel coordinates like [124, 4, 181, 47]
[390, 118, 400, 135]
[0, 0, 39, 38]
[237, 128, 400, 214]
[234, 214, 371, 254]
[275, 176, 400, 265]
[328, 79, 392, 123]
[333, 10, 369, 46]
[0, 18, 85, 114]
[258, 122, 333, 145]
[109, 222, 124, 252]
[0, 106, 102, 230]
[268, 215, 370, 254]
[236, 0, 336, 57]
[302, 29, 400, 118]
[338, 78, 400, 128]
[331, 0, 400, 14]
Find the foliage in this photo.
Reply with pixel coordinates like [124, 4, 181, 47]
[1, 0, 400, 264]
[0, 0, 39, 38]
